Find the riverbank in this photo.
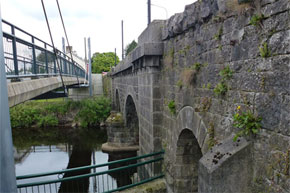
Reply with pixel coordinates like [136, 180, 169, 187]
[10, 96, 111, 129]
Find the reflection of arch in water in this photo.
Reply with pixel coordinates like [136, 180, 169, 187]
[107, 151, 137, 188]
[58, 140, 92, 193]
[115, 89, 121, 112]
[125, 95, 139, 146]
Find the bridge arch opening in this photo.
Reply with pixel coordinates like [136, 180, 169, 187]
[125, 95, 139, 146]
[174, 128, 202, 193]
[115, 89, 120, 112]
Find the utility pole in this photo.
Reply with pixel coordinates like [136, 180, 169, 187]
[0, 5, 17, 192]
[114, 48, 117, 66]
[84, 38, 87, 64]
[88, 38, 92, 97]
[121, 20, 124, 60]
[84, 37, 88, 83]
[148, 0, 151, 25]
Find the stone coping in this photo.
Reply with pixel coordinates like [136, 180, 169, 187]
[101, 142, 139, 153]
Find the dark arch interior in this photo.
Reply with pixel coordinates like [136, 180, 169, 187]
[174, 129, 202, 193]
[125, 95, 139, 145]
[115, 90, 120, 111]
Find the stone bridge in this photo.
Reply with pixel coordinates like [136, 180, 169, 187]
[107, 0, 290, 192]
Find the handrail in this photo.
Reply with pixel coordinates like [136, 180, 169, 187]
[2, 19, 86, 79]
[17, 150, 164, 180]
[16, 150, 165, 193]
[17, 157, 163, 188]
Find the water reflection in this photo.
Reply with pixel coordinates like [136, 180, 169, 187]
[13, 127, 138, 193]
[107, 151, 137, 188]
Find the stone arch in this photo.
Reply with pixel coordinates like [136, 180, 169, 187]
[174, 129, 202, 193]
[172, 106, 209, 193]
[124, 95, 139, 145]
[115, 89, 120, 112]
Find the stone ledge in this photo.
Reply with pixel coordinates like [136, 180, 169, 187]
[101, 142, 139, 153]
[131, 43, 164, 63]
[120, 178, 166, 193]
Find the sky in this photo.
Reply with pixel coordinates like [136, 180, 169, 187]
[1, 0, 196, 59]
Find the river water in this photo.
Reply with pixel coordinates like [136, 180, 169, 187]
[13, 127, 136, 193]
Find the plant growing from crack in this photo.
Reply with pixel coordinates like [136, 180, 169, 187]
[168, 100, 176, 115]
[259, 42, 271, 58]
[233, 106, 262, 142]
[250, 14, 265, 27]
[214, 66, 233, 96]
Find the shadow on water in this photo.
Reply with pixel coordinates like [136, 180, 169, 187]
[107, 151, 137, 188]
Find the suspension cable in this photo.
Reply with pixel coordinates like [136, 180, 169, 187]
[41, 0, 67, 94]
[56, 0, 80, 85]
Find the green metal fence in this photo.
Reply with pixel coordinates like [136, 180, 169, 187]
[16, 150, 164, 193]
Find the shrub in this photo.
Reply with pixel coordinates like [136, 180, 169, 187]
[77, 96, 111, 127]
[37, 115, 58, 127]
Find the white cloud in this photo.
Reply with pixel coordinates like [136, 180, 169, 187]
[1, 0, 196, 59]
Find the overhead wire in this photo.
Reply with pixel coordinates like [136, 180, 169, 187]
[41, 0, 67, 94]
[55, 0, 80, 85]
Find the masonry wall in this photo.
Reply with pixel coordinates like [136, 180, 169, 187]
[111, 0, 290, 192]
[160, 0, 290, 192]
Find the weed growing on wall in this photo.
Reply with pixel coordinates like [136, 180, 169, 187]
[168, 100, 176, 115]
[214, 65, 233, 96]
[259, 42, 271, 58]
[250, 14, 265, 27]
[233, 106, 262, 141]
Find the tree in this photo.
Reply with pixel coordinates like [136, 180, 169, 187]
[91, 52, 119, 73]
[125, 40, 137, 56]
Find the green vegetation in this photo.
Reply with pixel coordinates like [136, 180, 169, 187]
[207, 83, 211, 89]
[10, 97, 111, 128]
[214, 65, 233, 96]
[214, 82, 228, 96]
[92, 52, 120, 73]
[168, 100, 176, 115]
[76, 97, 111, 127]
[219, 65, 233, 80]
[176, 80, 183, 89]
[259, 42, 271, 58]
[193, 62, 202, 71]
[103, 75, 112, 98]
[125, 40, 138, 56]
[250, 14, 265, 26]
[214, 27, 223, 40]
[233, 106, 262, 142]
[207, 122, 217, 148]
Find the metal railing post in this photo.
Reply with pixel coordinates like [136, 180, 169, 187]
[11, 25, 18, 76]
[0, 7, 17, 192]
[53, 54, 57, 74]
[44, 44, 49, 74]
[63, 54, 67, 74]
[31, 37, 37, 74]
